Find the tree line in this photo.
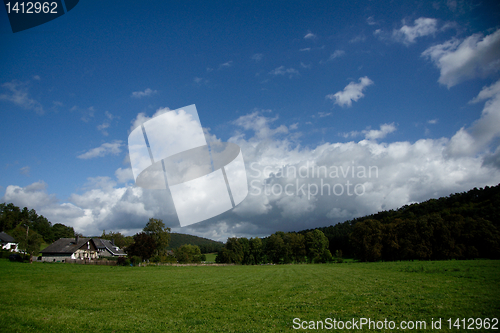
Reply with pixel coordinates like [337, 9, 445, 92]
[0, 203, 75, 258]
[216, 184, 500, 263]
[215, 229, 339, 264]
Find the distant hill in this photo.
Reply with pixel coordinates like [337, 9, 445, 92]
[168, 233, 223, 253]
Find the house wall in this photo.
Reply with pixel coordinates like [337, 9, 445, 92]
[74, 249, 98, 259]
[1, 242, 18, 252]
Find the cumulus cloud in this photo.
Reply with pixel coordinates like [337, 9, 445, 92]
[340, 123, 396, 140]
[131, 88, 157, 98]
[269, 66, 299, 78]
[393, 17, 438, 45]
[232, 111, 289, 140]
[77, 141, 124, 159]
[129, 106, 171, 132]
[326, 76, 374, 107]
[115, 167, 134, 183]
[363, 123, 397, 140]
[2, 181, 57, 208]
[422, 29, 500, 87]
[0, 80, 43, 114]
[3, 105, 500, 240]
[446, 79, 500, 156]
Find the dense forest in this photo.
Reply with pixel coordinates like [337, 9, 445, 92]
[0, 203, 75, 243]
[216, 184, 500, 263]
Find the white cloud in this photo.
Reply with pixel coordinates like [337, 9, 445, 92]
[328, 50, 345, 61]
[2, 181, 57, 208]
[219, 61, 233, 69]
[129, 106, 171, 132]
[131, 88, 157, 98]
[97, 122, 110, 136]
[0, 80, 43, 114]
[20, 166, 30, 176]
[428, 119, 439, 124]
[366, 16, 377, 25]
[446, 79, 500, 156]
[304, 32, 316, 40]
[363, 123, 396, 140]
[80, 106, 95, 122]
[326, 76, 374, 107]
[251, 54, 263, 62]
[232, 111, 289, 140]
[340, 123, 396, 140]
[33, 75, 41, 81]
[115, 167, 134, 183]
[393, 17, 438, 45]
[105, 111, 116, 120]
[299, 48, 311, 52]
[422, 29, 500, 87]
[269, 66, 299, 78]
[77, 141, 124, 159]
[349, 35, 366, 43]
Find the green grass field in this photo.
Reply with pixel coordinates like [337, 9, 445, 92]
[0, 259, 498, 332]
[203, 252, 217, 262]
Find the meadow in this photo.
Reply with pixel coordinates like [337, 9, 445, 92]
[0, 259, 498, 332]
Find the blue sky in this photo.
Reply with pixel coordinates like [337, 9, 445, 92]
[1, 0, 500, 240]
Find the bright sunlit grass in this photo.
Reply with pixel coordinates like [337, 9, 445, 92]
[0, 259, 498, 332]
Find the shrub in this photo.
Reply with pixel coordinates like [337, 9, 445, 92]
[117, 256, 130, 266]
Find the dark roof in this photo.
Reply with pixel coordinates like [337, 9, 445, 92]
[92, 238, 106, 249]
[41, 238, 93, 254]
[0, 232, 16, 243]
[100, 239, 126, 256]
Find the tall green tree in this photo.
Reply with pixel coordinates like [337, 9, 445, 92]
[305, 229, 331, 263]
[52, 223, 75, 240]
[12, 225, 43, 261]
[143, 218, 171, 256]
[266, 233, 286, 264]
[249, 237, 263, 264]
[288, 232, 306, 263]
[126, 232, 157, 261]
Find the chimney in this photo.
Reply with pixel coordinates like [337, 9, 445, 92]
[112, 238, 115, 246]
[76, 235, 79, 244]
